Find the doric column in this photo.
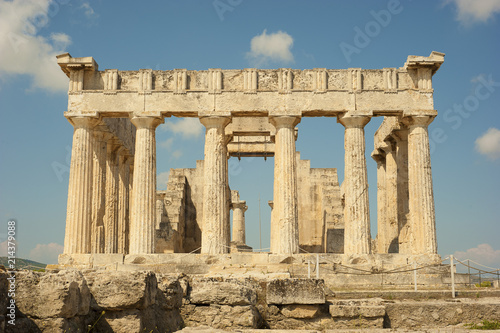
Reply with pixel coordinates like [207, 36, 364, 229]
[117, 153, 130, 254]
[91, 130, 107, 254]
[381, 141, 399, 253]
[338, 114, 371, 255]
[270, 116, 300, 255]
[104, 141, 119, 254]
[393, 128, 410, 253]
[372, 153, 386, 254]
[200, 116, 231, 254]
[403, 116, 437, 254]
[269, 201, 278, 253]
[129, 116, 163, 254]
[231, 201, 248, 244]
[63, 116, 98, 254]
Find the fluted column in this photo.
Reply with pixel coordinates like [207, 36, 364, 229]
[63, 116, 98, 254]
[232, 202, 248, 244]
[117, 153, 130, 254]
[338, 114, 371, 255]
[104, 141, 119, 253]
[129, 116, 163, 254]
[373, 154, 386, 254]
[394, 128, 410, 253]
[200, 116, 231, 254]
[91, 130, 107, 253]
[270, 116, 300, 255]
[404, 116, 437, 254]
[381, 141, 399, 253]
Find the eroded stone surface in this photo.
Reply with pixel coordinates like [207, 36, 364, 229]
[189, 277, 257, 305]
[267, 279, 325, 305]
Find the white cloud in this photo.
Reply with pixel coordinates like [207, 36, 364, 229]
[157, 171, 170, 190]
[0, 0, 71, 92]
[475, 128, 500, 160]
[28, 242, 63, 264]
[160, 137, 175, 150]
[445, 0, 500, 25]
[172, 150, 183, 159]
[159, 118, 204, 139]
[246, 29, 294, 67]
[454, 244, 500, 268]
[80, 2, 96, 19]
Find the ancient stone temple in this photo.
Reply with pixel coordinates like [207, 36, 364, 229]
[57, 51, 444, 265]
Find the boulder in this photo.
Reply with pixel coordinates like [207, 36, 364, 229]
[189, 277, 257, 305]
[83, 271, 157, 311]
[16, 270, 90, 318]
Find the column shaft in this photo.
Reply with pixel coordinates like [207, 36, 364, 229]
[382, 144, 399, 253]
[63, 117, 97, 254]
[395, 129, 410, 253]
[271, 116, 300, 255]
[200, 117, 231, 254]
[117, 154, 130, 254]
[91, 131, 107, 253]
[129, 116, 162, 254]
[339, 115, 371, 255]
[104, 142, 119, 253]
[406, 116, 437, 254]
[232, 203, 247, 244]
[375, 158, 386, 254]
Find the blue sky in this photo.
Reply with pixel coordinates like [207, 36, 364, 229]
[0, 0, 499, 269]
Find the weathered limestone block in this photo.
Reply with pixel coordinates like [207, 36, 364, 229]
[97, 307, 183, 333]
[266, 279, 325, 305]
[328, 298, 385, 329]
[384, 298, 500, 328]
[83, 271, 156, 310]
[181, 304, 261, 329]
[156, 274, 183, 309]
[281, 304, 321, 319]
[189, 277, 257, 305]
[16, 270, 90, 318]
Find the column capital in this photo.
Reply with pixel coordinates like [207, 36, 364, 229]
[269, 116, 301, 128]
[67, 116, 100, 129]
[231, 201, 247, 212]
[402, 115, 434, 128]
[200, 116, 231, 129]
[130, 116, 163, 129]
[371, 150, 385, 164]
[338, 114, 370, 128]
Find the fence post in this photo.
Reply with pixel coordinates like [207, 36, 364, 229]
[468, 260, 471, 288]
[316, 254, 320, 279]
[450, 255, 455, 298]
[413, 262, 417, 291]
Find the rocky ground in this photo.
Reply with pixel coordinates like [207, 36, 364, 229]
[0, 268, 499, 332]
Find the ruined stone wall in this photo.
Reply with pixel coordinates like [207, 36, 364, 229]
[2, 269, 499, 332]
[156, 161, 205, 253]
[296, 152, 344, 253]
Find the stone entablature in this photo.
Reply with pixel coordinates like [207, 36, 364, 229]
[57, 52, 444, 117]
